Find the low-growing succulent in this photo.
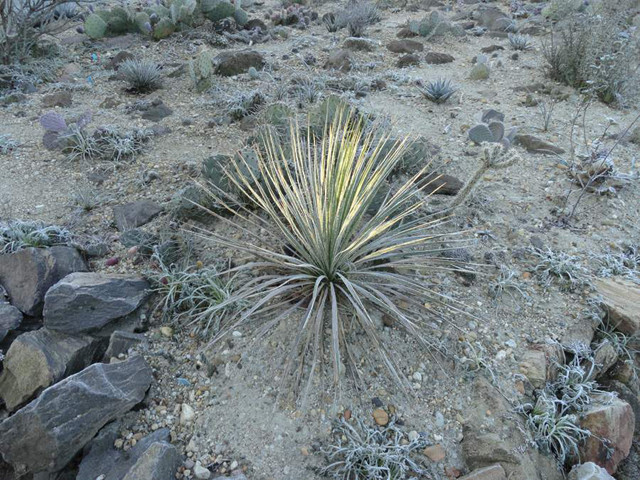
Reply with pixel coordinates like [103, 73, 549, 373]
[0, 135, 19, 154]
[0, 220, 72, 254]
[468, 119, 517, 149]
[120, 59, 163, 93]
[508, 33, 532, 51]
[418, 78, 457, 104]
[225, 90, 266, 121]
[323, 12, 339, 32]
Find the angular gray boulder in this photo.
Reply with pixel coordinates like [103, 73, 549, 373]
[43, 272, 149, 335]
[78, 424, 179, 480]
[0, 328, 100, 411]
[0, 246, 87, 316]
[0, 303, 22, 342]
[113, 200, 163, 232]
[0, 355, 153, 473]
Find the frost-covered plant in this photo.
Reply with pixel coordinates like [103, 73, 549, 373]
[518, 391, 591, 465]
[39, 111, 151, 162]
[593, 246, 639, 282]
[149, 253, 238, 337]
[293, 76, 323, 106]
[529, 247, 589, 290]
[119, 59, 163, 93]
[488, 265, 529, 301]
[225, 90, 266, 121]
[69, 184, 105, 212]
[322, 417, 428, 480]
[322, 12, 339, 32]
[336, 0, 379, 31]
[508, 33, 532, 51]
[1, 0, 85, 64]
[418, 78, 457, 104]
[192, 107, 471, 402]
[0, 219, 71, 254]
[542, 3, 640, 104]
[0, 134, 18, 154]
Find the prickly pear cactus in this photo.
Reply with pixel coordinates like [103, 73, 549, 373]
[153, 18, 176, 40]
[84, 13, 108, 39]
[233, 8, 248, 27]
[189, 49, 214, 92]
[200, 0, 236, 22]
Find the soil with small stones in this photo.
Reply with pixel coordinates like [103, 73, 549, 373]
[1, 1, 639, 479]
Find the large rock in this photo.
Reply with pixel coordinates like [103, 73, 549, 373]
[0, 355, 153, 474]
[569, 462, 616, 480]
[43, 272, 149, 335]
[113, 200, 163, 231]
[595, 278, 640, 336]
[473, 6, 512, 31]
[461, 377, 562, 480]
[323, 50, 353, 72]
[519, 343, 564, 389]
[214, 50, 265, 76]
[460, 465, 507, 480]
[103, 330, 148, 361]
[78, 423, 179, 480]
[386, 39, 424, 53]
[0, 328, 100, 411]
[578, 395, 634, 473]
[0, 246, 87, 316]
[419, 173, 463, 195]
[424, 51, 455, 64]
[0, 303, 22, 342]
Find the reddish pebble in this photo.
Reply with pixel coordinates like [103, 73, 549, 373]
[105, 256, 120, 266]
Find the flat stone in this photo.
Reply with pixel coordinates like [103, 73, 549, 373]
[387, 39, 424, 54]
[578, 395, 634, 473]
[103, 330, 148, 361]
[343, 37, 378, 52]
[595, 278, 640, 336]
[44, 272, 149, 335]
[424, 52, 455, 64]
[420, 173, 463, 195]
[323, 50, 353, 72]
[0, 303, 22, 342]
[424, 444, 446, 462]
[113, 200, 163, 231]
[0, 246, 87, 317]
[460, 464, 507, 480]
[514, 134, 565, 154]
[122, 441, 181, 480]
[397, 54, 420, 68]
[0, 355, 153, 473]
[569, 462, 615, 480]
[42, 91, 72, 108]
[214, 50, 265, 76]
[0, 328, 100, 412]
[140, 103, 173, 122]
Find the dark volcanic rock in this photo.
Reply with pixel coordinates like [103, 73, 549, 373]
[113, 200, 163, 231]
[387, 39, 424, 54]
[214, 50, 265, 76]
[0, 355, 153, 474]
[0, 303, 22, 342]
[0, 328, 100, 411]
[0, 246, 87, 316]
[43, 272, 150, 335]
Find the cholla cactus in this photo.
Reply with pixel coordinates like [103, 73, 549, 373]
[446, 143, 521, 212]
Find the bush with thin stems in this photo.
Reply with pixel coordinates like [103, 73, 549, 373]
[192, 108, 472, 403]
[0, 219, 71, 254]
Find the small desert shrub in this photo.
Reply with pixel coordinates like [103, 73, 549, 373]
[0, 134, 18, 154]
[120, 59, 163, 93]
[322, 416, 428, 479]
[150, 254, 237, 337]
[336, 0, 379, 33]
[542, 3, 640, 104]
[193, 108, 469, 401]
[418, 78, 457, 104]
[0, 219, 71, 254]
[529, 247, 589, 291]
[0, 0, 82, 64]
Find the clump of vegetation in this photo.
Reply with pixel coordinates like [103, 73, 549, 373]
[192, 108, 470, 401]
[488, 265, 529, 301]
[518, 343, 615, 465]
[0, 134, 19, 154]
[225, 90, 266, 121]
[0, 220, 72, 254]
[120, 59, 163, 93]
[541, 1, 640, 104]
[409, 11, 464, 39]
[322, 416, 428, 480]
[508, 33, 532, 51]
[39, 111, 152, 162]
[593, 246, 639, 282]
[418, 78, 457, 104]
[150, 253, 237, 337]
[529, 247, 589, 291]
[1, 0, 81, 64]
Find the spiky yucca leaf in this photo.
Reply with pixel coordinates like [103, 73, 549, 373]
[193, 108, 472, 403]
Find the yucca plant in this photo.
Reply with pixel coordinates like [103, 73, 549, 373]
[508, 33, 532, 51]
[193, 108, 471, 403]
[120, 59, 163, 93]
[418, 78, 457, 104]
